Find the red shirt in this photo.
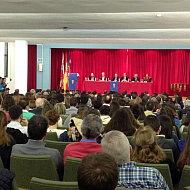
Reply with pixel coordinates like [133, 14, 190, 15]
[63, 140, 102, 164]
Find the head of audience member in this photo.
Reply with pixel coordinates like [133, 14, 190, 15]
[88, 109, 100, 117]
[76, 106, 89, 120]
[101, 72, 105, 77]
[182, 111, 190, 126]
[123, 73, 127, 77]
[30, 89, 36, 95]
[81, 114, 102, 140]
[158, 115, 173, 139]
[2, 95, 15, 111]
[81, 94, 88, 105]
[3, 78, 6, 83]
[134, 74, 138, 78]
[56, 94, 64, 103]
[124, 108, 140, 130]
[93, 100, 102, 110]
[54, 103, 66, 115]
[28, 115, 48, 141]
[109, 101, 120, 117]
[29, 100, 36, 109]
[115, 73, 118, 78]
[131, 93, 137, 100]
[49, 99, 57, 106]
[77, 152, 119, 190]
[102, 130, 131, 164]
[131, 126, 166, 163]
[42, 91, 49, 99]
[69, 98, 77, 108]
[19, 98, 30, 111]
[146, 100, 154, 111]
[56, 89, 60, 94]
[103, 108, 136, 136]
[104, 95, 111, 105]
[184, 99, 190, 109]
[0, 111, 10, 146]
[14, 89, 19, 95]
[118, 98, 126, 106]
[42, 100, 53, 115]
[25, 92, 34, 101]
[131, 104, 141, 120]
[35, 92, 42, 100]
[104, 90, 107, 95]
[91, 73, 94, 77]
[144, 115, 161, 134]
[45, 110, 59, 128]
[9, 105, 23, 122]
[100, 105, 110, 116]
[36, 98, 44, 109]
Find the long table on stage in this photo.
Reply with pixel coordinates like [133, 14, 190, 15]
[83, 81, 153, 95]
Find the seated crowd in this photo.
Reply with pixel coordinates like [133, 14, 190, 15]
[1, 88, 190, 189]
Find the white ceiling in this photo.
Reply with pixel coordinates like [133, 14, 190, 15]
[1, 0, 190, 44]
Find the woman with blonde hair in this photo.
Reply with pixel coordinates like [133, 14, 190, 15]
[131, 126, 181, 185]
[54, 103, 66, 127]
[0, 111, 15, 169]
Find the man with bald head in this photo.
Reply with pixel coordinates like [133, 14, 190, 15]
[131, 74, 140, 82]
[99, 72, 108, 81]
[29, 98, 44, 115]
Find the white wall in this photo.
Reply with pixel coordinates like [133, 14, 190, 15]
[8, 42, 15, 93]
[0, 42, 5, 77]
[15, 40, 28, 94]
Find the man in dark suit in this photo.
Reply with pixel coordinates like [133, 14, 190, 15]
[89, 73, 97, 81]
[131, 74, 140, 82]
[29, 98, 44, 115]
[111, 73, 120, 82]
[99, 72, 108, 81]
[120, 73, 129, 82]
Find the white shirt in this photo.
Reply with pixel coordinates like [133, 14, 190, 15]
[7, 121, 28, 136]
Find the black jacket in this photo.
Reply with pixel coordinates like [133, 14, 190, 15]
[29, 108, 42, 115]
[131, 77, 140, 82]
[121, 76, 129, 81]
[111, 77, 120, 82]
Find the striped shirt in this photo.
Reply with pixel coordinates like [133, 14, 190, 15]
[118, 161, 170, 190]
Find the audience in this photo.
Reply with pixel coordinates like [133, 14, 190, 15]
[19, 98, 35, 120]
[101, 130, 169, 190]
[45, 110, 66, 138]
[66, 98, 78, 115]
[103, 108, 136, 137]
[144, 115, 180, 163]
[12, 115, 63, 180]
[180, 111, 190, 135]
[0, 111, 15, 169]
[30, 98, 44, 115]
[99, 105, 111, 125]
[144, 100, 155, 116]
[7, 105, 28, 136]
[109, 101, 120, 117]
[131, 126, 181, 185]
[77, 152, 119, 190]
[54, 103, 66, 127]
[63, 114, 102, 164]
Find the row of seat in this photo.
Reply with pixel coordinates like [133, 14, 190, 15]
[8, 154, 190, 190]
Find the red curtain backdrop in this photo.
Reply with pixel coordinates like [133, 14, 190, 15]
[27, 45, 37, 91]
[51, 48, 190, 94]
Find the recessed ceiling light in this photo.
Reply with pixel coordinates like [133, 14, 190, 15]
[157, 14, 162, 17]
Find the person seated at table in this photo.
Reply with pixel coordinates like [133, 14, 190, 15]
[143, 74, 152, 82]
[121, 73, 129, 82]
[111, 73, 120, 82]
[131, 74, 140, 82]
[88, 73, 96, 81]
[99, 72, 108, 81]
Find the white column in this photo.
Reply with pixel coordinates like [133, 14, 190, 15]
[0, 42, 5, 77]
[15, 40, 28, 94]
[8, 42, 15, 93]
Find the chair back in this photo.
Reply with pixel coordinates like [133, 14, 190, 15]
[44, 132, 58, 141]
[44, 140, 74, 159]
[64, 157, 81, 182]
[11, 179, 19, 190]
[136, 163, 173, 190]
[182, 132, 188, 139]
[182, 114, 187, 124]
[30, 177, 78, 190]
[10, 154, 59, 189]
[163, 149, 174, 163]
[0, 157, 4, 168]
[57, 125, 69, 130]
[177, 165, 190, 190]
[183, 127, 188, 132]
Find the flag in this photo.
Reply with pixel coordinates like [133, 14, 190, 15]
[60, 52, 64, 89]
[64, 52, 68, 90]
[68, 52, 71, 73]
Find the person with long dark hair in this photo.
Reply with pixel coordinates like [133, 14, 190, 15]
[0, 111, 15, 169]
